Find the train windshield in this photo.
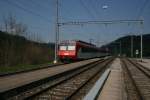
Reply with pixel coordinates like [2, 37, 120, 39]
[60, 46, 67, 50]
[68, 46, 75, 50]
[59, 45, 75, 50]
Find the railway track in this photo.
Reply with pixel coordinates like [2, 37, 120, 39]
[0, 58, 106, 77]
[29, 58, 113, 100]
[0, 58, 111, 100]
[121, 58, 150, 100]
[130, 59, 150, 77]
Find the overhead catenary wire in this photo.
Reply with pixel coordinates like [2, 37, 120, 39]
[137, 0, 149, 18]
[58, 1, 76, 21]
[2, 0, 53, 23]
[29, 0, 52, 11]
[87, 0, 101, 19]
[59, 20, 144, 26]
[79, 0, 96, 19]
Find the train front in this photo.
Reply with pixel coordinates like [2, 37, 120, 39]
[58, 40, 77, 62]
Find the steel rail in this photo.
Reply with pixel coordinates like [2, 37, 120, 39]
[27, 58, 113, 100]
[0, 58, 106, 99]
[127, 59, 150, 78]
[66, 59, 113, 100]
[122, 58, 144, 100]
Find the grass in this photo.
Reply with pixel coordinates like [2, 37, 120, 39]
[0, 62, 55, 75]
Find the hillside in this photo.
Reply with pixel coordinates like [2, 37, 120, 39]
[105, 34, 150, 57]
[0, 31, 55, 67]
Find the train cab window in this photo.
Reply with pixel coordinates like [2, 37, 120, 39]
[68, 46, 75, 50]
[60, 46, 67, 50]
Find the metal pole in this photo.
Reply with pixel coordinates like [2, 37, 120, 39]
[140, 21, 143, 61]
[54, 0, 59, 63]
[131, 35, 133, 58]
[140, 33, 143, 60]
[119, 41, 121, 56]
[89, 38, 93, 44]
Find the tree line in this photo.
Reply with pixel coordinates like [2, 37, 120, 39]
[0, 14, 54, 67]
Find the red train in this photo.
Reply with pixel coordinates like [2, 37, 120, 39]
[58, 40, 109, 62]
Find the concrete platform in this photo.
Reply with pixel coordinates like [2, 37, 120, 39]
[97, 58, 126, 100]
[0, 58, 100, 93]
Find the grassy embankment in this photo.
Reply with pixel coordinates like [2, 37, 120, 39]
[0, 62, 54, 74]
[0, 31, 55, 74]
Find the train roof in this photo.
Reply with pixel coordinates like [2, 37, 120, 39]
[77, 40, 96, 46]
[60, 40, 96, 47]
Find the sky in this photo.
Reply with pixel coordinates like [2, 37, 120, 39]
[0, 0, 150, 46]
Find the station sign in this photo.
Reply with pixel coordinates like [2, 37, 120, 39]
[135, 50, 139, 55]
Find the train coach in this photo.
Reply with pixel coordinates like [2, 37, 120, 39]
[58, 40, 109, 62]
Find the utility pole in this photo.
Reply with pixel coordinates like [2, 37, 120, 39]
[89, 38, 94, 44]
[140, 21, 143, 61]
[112, 42, 121, 56]
[141, 34, 143, 59]
[140, 32, 143, 60]
[54, 0, 59, 63]
[131, 35, 133, 58]
[119, 41, 121, 56]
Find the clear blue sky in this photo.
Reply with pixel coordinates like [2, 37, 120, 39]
[0, 0, 150, 46]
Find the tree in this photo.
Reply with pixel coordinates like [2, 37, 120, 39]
[15, 22, 27, 35]
[3, 14, 27, 35]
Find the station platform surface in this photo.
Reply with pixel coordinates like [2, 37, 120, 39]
[97, 58, 126, 100]
[0, 58, 100, 93]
